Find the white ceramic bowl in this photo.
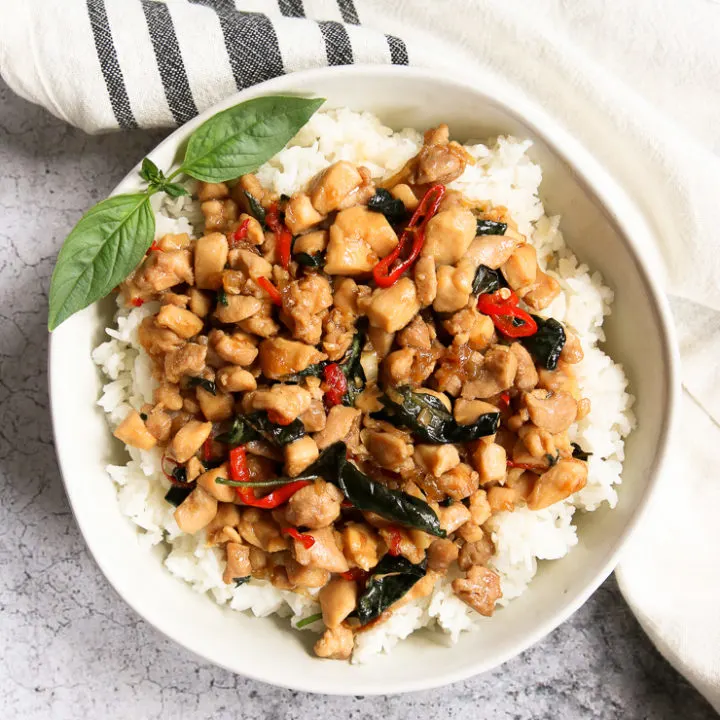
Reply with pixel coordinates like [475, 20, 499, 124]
[49, 66, 679, 695]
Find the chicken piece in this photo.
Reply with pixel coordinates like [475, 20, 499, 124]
[196, 385, 234, 422]
[188, 288, 212, 318]
[519, 425, 556, 458]
[487, 486, 517, 513]
[523, 389, 577, 434]
[293, 230, 328, 256]
[443, 308, 495, 351]
[322, 307, 355, 361]
[468, 489, 492, 526]
[313, 406, 361, 450]
[194, 463, 234, 504]
[397, 315, 432, 350]
[309, 161, 366, 215]
[469, 441, 507, 485]
[341, 522, 380, 571]
[432, 260, 475, 313]
[378, 527, 425, 564]
[216, 366, 257, 393]
[292, 527, 349, 573]
[210, 329, 258, 367]
[466, 234, 520, 270]
[560, 331, 584, 364]
[522, 271, 561, 310]
[284, 192, 326, 234]
[505, 470, 536, 504]
[206, 502, 242, 546]
[285, 558, 330, 588]
[143, 405, 172, 443]
[285, 479, 343, 529]
[197, 182, 229, 202]
[414, 444, 460, 478]
[414, 255, 437, 307]
[238, 300, 280, 338]
[422, 208, 477, 266]
[136, 317, 183, 358]
[390, 183, 419, 210]
[193, 233, 228, 290]
[284, 436, 320, 477]
[367, 327, 395, 359]
[156, 232, 191, 252]
[457, 534, 495, 571]
[154, 382, 183, 411]
[509, 343, 539, 391]
[222, 542, 251, 584]
[461, 346, 518, 399]
[300, 399, 327, 433]
[319, 578, 358, 628]
[171, 421, 212, 466]
[501, 244, 538, 292]
[174, 487, 218, 534]
[160, 292, 190, 308]
[427, 538, 460, 572]
[237, 508, 289, 553]
[113, 410, 157, 450]
[164, 342, 207, 383]
[437, 502, 472, 534]
[453, 398, 498, 425]
[314, 625, 354, 660]
[251, 384, 312, 424]
[527, 459, 588, 510]
[156, 305, 204, 339]
[259, 338, 327, 380]
[201, 198, 238, 233]
[365, 278, 420, 332]
[231, 248, 273, 280]
[363, 430, 412, 469]
[324, 206, 398, 276]
[537, 362, 580, 399]
[437, 462, 480, 500]
[383, 348, 416, 386]
[130, 249, 194, 294]
[214, 295, 262, 324]
[452, 565, 502, 617]
[281, 274, 333, 345]
[410, 128, 469, 185]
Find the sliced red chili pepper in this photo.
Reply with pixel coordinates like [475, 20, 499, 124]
[266, 203, 292, 269]
[281, 527, 315, 549]
[477, 290, 538, 338]
[149, 241, 160, 252]
[340, 499, 354, 509]
[322, 363, 347, 408]
[498, 391, 511, 410]
[372, 184, 446, 288]
[506, 459, 546, 472]
[202, 437, 213, 463]
[230, 218, 251, 247]
[236, 480, 312, 509]
[387, 527, 403, 556]
[256, 276, 283, 306]
[130, 298, 145, 307]
[229, 445, 250, 483]
[266, 409, 291, 426]
[341, 568, 369, 583]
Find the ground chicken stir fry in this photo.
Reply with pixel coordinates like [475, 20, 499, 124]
[114, 125, 591, 661]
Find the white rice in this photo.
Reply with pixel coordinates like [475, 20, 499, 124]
[92, 108, 635, 663]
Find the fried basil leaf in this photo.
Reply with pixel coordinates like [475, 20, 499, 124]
[243, 190, 266, 226]
[376, 386, 500, 443]
[187, 376, 217, 395]
[472, 264, 504, 295]
[520, 315, 566, 371]
[476, 219, 507, 236]
[217, 288, 229, 306]
[215, 416, 260, 446]
[571, 443, 592, 461]
[164, 485, 194, 507]
[245, 411, 305, 446]
[338, 320, 367, 405]
[294, 252, 324, 269]
[367, 189, 408, 225]
[305, 443, 445, 537]
[356, 555, 428, 625]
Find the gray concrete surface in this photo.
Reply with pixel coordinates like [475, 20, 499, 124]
[0, 78, 715, 719]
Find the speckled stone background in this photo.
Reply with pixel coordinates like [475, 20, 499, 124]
[0, 77, 715, 720]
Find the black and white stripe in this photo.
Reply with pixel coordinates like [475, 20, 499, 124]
[73, 0, 413, 130]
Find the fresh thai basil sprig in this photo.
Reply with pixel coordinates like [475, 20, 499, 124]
[47, 95, 325, 331]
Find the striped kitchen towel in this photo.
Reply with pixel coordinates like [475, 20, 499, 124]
[0, 0, 410, 132]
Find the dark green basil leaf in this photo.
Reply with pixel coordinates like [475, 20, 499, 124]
[172, 465, 188, 484]
[339, 321, 366, 405]
[472, 265, 504, 295]
[139, 157, 162, 184]
[376, 386, 500, 443]
[520, 315, 566, 370]
[356, 555, 428, 625]
[243, 191, 267, 226]
[187, 377, 217, 395]
[571, 443, 592, 461]
[240, 411, 305, 446]
[233, 576, 250, 588]
[215, 416, 260, 446]
[48, 194, 154, 331]
[476, 219, 507, 235]
[367, 189, 408, 225]
[217, 288, 229, 306]
[164, 485, 193, 507]
[295, 252, 324, 269]
[305, 443, 445, 537]
[180, 96, 325, 182]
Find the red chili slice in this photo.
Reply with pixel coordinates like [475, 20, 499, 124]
[256, 276, 283, 306]
[131, 298, 145, 307]
[387, 527, 403, 556]
[230, 218, 251, 247]
[236, 480, 312, 509]
[266, 409, 292, 426]
[266, 203, 292, 269]
[281, 527, 315, 549]
[322, 363, 347, 408]
[477, 290, 538, 338]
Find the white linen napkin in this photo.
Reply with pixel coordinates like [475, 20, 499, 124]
[2, 0, 719, 710]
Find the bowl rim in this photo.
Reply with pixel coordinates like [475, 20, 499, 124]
[48, 64, 680, 695]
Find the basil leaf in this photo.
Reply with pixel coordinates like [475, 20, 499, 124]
[243, 191, 267, 226]
[520, 315, 566, 370]
[217, 288, 229, 306]
[140, 157, 162, 184]
[180, 96, 325, 182]
[571, 443, 592, 461]
[164, 485, 193, 507]
[376, 387, 500, 443]
[187, 377, 217, 395]
[295, 252, 324, 269]
[48, 194, 154, 331]
[163, 182, 189, 198]
[339, 321, 366, 405]
[472, 265, 504, 295]
[367, 189, 408, 225]
[215, 416, 260, 446]
[233, 576, 250, 588]
[305, 443, 445, 537]
[219, 411, 305, 447]
[476, 219, 507, 236]
[356, 555, 428, 625]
